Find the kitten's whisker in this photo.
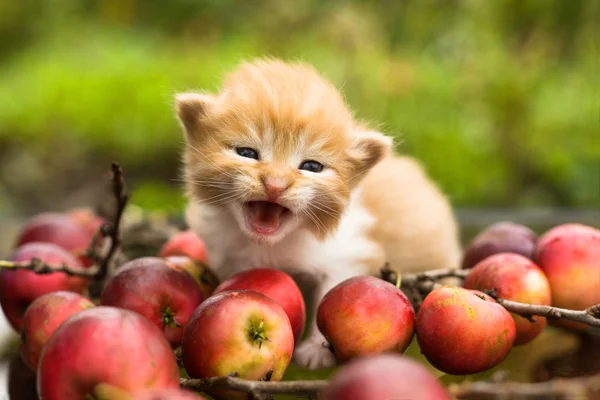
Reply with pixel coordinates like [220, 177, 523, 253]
[186, 143, 238, 180]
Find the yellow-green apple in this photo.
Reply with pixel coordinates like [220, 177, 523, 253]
[416, 286, 516, 375]
[37, 307, 180, 399]
[316, 276, 415, 363]
[321, 354, 452, 400]
[15, 212, 98, 266]
[0, 242, 89, 332]
[462, 221, 537, 269]
[464, 252, 552, 345]
[20, 291, 94, 371]
[181, 290, 294, 400]
[213, 268, 306, 342]
[535, 223, 600, 331]
[164, 256, 220, 300]
[159, 230, 207, 263]
[100, 257, 204, 347]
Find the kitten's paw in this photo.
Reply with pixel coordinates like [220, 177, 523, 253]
[293, 337, 337, 370]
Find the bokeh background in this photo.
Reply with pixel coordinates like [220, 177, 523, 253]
[1, 0, 598, 220]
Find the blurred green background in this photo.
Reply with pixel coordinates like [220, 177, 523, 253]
[0, 0, 598, 219]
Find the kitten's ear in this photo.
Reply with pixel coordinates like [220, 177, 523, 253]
[347, 129, 393, 182]
[175, 92, 215, 141]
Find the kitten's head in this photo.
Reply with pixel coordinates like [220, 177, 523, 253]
[176, 59, 392, 244]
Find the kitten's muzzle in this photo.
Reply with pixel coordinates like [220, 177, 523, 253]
[243, 201, 291, 236]
[261, 176, 291, 202]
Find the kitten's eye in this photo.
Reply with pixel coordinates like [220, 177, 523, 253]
[235, 147, 259, 160]
[299, 160, 324, 173]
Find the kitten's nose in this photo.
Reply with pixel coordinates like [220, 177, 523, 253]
[262, 176, 291, 200]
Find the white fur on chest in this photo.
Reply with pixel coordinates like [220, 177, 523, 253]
[186, 190, 379, 281]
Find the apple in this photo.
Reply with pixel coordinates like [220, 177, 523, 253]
[462, 221, 537, 269]
[15, 212, 97, 266]
[535, 223, 600, 331]
[100, 257, 204, 348]
[316, 276, 415, 362]
[164, 256, 220, 300]
[416, 286, 516, 375]
[68, 207, 106, 237]
[159, 230, 207, 263]
[182, 290, 294, 400]
[37, 306, 180, 399]
[0, 242, 89, 332]
[213, 268, 306, 342]
[20, 291, 94, 371]
[463, 252, 552, 345]
[92, 384, 207, 400]
[321, 353, 452, 400]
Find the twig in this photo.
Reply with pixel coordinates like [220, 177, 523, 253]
[0, 162, 129, 283]
[95, 162, 129, 280]
[450, 371, 600, 399]
[180, 375, 328, 396]
[494, 297, 600, 328]
[0, 258, 95, 278]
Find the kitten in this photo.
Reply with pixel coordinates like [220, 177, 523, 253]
[175, 58, 462, 370]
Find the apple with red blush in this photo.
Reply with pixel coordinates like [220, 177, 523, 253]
[213, 268, 306, 342]
[100, 257, 204, 347]
[321, 353, 452, 400]
[37, 307, 180, 399]
[0, 242, 89, 332]
[316, 276, 415, 363]
[535, 223, 600, 331]
[181, 290, 294, 400]
[416, 286, 516, 375]
[464, 252, 552, 345]
[20, 291, 94, 371]
[159, 230, 207, 263]
[15, 212, 98, 266]
[462, 221, 537, 269]
[163, 256, 220, 300]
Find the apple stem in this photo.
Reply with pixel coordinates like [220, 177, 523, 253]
[249, 320, 270, 349]
[162, 306, 181, 328]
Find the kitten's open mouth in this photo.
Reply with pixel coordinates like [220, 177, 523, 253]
[243, 201, 291, 236]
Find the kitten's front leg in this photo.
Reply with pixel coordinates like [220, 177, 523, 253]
[293, 270, 354, 370]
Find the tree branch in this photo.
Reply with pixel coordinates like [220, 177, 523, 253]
[0, 162, 129, 282]
[450, 371, 600, 399]
[94, 161, 129, 281]
[493, 296, 600, 328]
[180, 375, 328, 396]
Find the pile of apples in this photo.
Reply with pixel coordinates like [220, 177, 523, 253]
[0, 208, 598, 400]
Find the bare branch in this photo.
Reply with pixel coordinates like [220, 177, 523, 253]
[450, 372, 600, 399]
[0, 258, 95, 278]
[494, 298, 600, 328]
[95, 162, 129, 280]
[180, 375, 328, 396]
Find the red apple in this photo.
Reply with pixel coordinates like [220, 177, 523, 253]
[321, 353, 452, 400]
[68, 207, 105, 237]
[316, 276, 415, 362]
[164, 256, 220, 300]
[159, 230, 207, 263]
[464, 252, 552, 345]
[0, 242, 89, 332]
[16, 212, 97, 266]
[37, 306, 180, 399]
[213, 268, 306, 342]
[182, 290, 294, 400]
[91, 384, 207, 400]
[20, 291, 94, 371]
[535, 223, 600, 331]
[100, 257, 204, 348]
[462, 221, 537, 269]
[416, 286, 516, 375]
[131, 388, 207, 400]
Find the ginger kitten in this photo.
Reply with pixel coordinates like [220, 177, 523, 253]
[175, 59, 462, 370]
